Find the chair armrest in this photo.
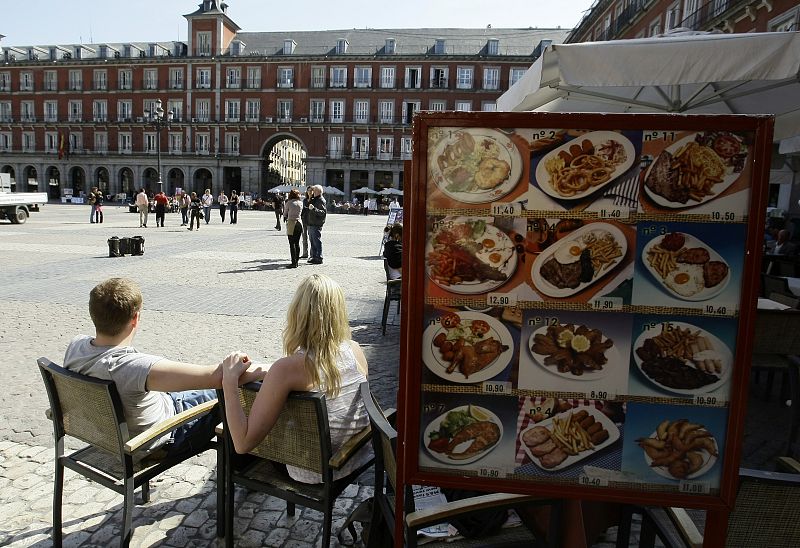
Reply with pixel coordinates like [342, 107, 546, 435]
[124, 399, 218, 453]
[665, 507, 704, 548]
[777, 456, 800, 474]
[330, 424, 371, 470]
[45, 408, 52, 420]
[406, 493, 539, 530]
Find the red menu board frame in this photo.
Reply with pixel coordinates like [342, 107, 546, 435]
[396, 112, 773, 546]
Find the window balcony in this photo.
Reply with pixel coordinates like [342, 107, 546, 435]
[430, 78, 448, 89]
[330, 116, 343, 123]
[329, 82, 346, 88]
[225, 117, 240, 122]
[69, 84, 82, 91]
[354, 116, 370, 124]
[1, 116, 14, 122]
[44, 83, 58, 91]
[377, 152, 393, 160]
[170, 81, 184, 89]
[245, 116, 259, 122]
[310, 116, 324, 123]
[354, 82, 371, 88]
[44, 116, 58, 123]
[143, 81, 159, 90]
[328, 150, 343, 160]
[93, 81, 107, 90]
[379, 117, 394, 124]
[93, 116, 107, 122]
[278, 116, 292, 123]
[246, 79, 262, 89]
[277, 81, 293, 88]
[351, 151, 369, 160]
[118, 84, 132, 90]
[69, 116, 82, 122]
[196, 83, 211, 89]
[22, 116, 37, 122]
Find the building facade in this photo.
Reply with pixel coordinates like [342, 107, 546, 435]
[0, 0, 568, 200]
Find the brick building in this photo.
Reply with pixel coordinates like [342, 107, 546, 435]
[0, 0, 567, 200]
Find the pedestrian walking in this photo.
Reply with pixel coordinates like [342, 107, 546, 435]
[272, 191, 285, 230]
[188, 192, 202, 230]
[306, 185, 327, 264]
[229, 190, 239, 224]
[218, 190, 228, 222]
[179, 192, 190, 226]
[136, 188, 150, 228]
[283, 189, 303, 268]
[93, 188, 104, 224]
[202, 189, 213, 224]
[88, 187, 97, 223]
[154, 190, 168, 227]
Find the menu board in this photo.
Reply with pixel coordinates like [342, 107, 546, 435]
[399, 113, 773, 510]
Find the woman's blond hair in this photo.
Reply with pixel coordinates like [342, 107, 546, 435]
[283, 274, 351, 397]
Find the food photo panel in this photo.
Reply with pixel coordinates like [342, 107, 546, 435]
[517, 310, 633, 397]
[421, 306, 519, 386]
[426, 126, 529, 210]
[419, 392, 518, 476]
[425, 215, 536, 300]
[627, 314, 737, 403]
[526, 128, 643, 215]
[514, 396, 626, 480]
[631, 221, 745, 313]
[527, 218, 635, 304]
[621, 403, 727, 493]
[637, 130, 753, 217]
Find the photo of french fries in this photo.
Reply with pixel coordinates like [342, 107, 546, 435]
[637, 418, 718, 480]
[671, 142, 726, 202]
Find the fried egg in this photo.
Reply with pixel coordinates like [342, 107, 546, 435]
[554, 240, 585, 265]
[664, 263, 704, 297]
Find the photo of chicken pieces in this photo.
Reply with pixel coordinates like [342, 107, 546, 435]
[530, 323, 614, 377]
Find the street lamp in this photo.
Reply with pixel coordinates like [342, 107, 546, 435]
[144, 98, 173, 189]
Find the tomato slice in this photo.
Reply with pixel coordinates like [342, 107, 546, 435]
[713, 134, 740, 159]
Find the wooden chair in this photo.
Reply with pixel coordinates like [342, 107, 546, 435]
[216, 384, 373, 548]
[762, 273, 793, 298]
[768, 291, 800, 309]
[38, 357, 220, 548]
[359, 382, 560, 548]
[633, 457, 800, 547]
[382, 259, 401, 335]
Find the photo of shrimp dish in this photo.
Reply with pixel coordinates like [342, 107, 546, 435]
[426, 405, 502, 463]
[638, 419, 718, 480]
[544, 138, 628, 198]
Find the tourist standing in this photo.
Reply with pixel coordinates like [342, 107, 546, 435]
[272, 191, 285, 231]
[283, 189, 303, 268]
[306, 185, 327, 264]
[218, 190, 228, 222]
[136, 188, 149, 228]
[300, 188, 312, 258]
[189, 192, 202, 231]
[94, 188, 104, 224]
[229, 190, 239, 224]
[88, 187, 97, 223]
[154, 190, 168, 227]
[202, 189, 213, 224]
[179, 192, 190, 226]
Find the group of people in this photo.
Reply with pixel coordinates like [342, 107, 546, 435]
[64, 275, 371, 482]
[282, 185, 327, 267]
[87, 187, 105, 224]
[131, 188, 243, 228]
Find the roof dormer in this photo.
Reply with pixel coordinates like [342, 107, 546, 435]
[185, 1, 240, 57]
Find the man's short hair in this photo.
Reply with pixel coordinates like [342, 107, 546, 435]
[89, 278, 142, 336]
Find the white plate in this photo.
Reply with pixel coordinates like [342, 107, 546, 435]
[423, 405, 503, 465]
[429, 128, 523, 204]
[531, 222, 628, 298]
[643, 133, 748, 209]
[422, 312, 514, 383]
[641, 232, 730, 302]
[426, 217, 518, 295]
[520, 407, 620, 472]
[535, 131, 636, 201]
[632, 321, 733, 396]
[643, 429, 718, 481]
[528, 324, 618, 381]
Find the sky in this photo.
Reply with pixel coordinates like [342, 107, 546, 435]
[1, 0, 592, 46]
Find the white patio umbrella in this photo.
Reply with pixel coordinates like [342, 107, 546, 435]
[352, 186, 378, 194]
[321, 186, 345, 195]
[268, 184, 306, 193]
[497, 31, 800, 142]
[378, 188, 404, 196]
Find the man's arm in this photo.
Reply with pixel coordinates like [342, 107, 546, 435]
[145, 359, 269, 392]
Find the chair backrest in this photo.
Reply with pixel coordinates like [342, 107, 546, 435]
[231, 384, 331, 474]
[37, 357, 127, 456]
[762, 273, 792, 297]
[360, 382, 398, 493]
[726, 468, 800, 546]
[752, 309, 800, 355]
[383, 260, 402, 299]
[768, 291, 800, 309]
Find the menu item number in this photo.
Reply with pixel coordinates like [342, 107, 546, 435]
[425, 405, 503, 465]
[638, 419, 718, 480]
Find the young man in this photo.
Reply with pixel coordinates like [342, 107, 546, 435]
[63, 278, 265, 455]
[201, 189, 214, 224]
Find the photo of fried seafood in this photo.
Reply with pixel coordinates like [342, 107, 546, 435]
[638, 419, 718, 480]
[529, 323, 615, 379]
[531, 222, 626, 298]
[642, 232, 730, 301]
[644, 131, 749, 208]
[633, 322, 732, 395]
[429, 128, 523, 203]
[426, 217, 518, 294]
[425, 405, 503, 464]
[422, 311, 513, 383]
[521, 407, 619, 471]
[535, 131, 635, 200]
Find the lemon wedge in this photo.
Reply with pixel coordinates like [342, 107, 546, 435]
[468, 405, 490, 421]
[571, 334, 590, 353]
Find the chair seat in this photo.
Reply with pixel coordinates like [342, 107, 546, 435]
[752, 353, 795, 370]
[237, 459, 328, 503]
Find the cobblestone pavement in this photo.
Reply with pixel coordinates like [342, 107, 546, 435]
[0, 204, 792, 547]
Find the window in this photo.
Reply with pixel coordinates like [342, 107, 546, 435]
[21, 101, 35, 122]
[352, 135, 369, 159]
[311, 67, 325, 88]
[310, 100, 325, 122]
[0, 72, 10, 91]
[46, 132, 59, 154]
[0, 133, 10, 151]
[666, 3, 681, 31]
[483, 68, 500, 90]
[353, 100, 369, 123]
[683, 0, 700, 27]
[225, 132, 240, 154]
[196, 31, 211, 56]
[487, 38, 499, 56]
[225, 100, 240, 122]
[430, 67, 448, 89]
[197, 68, 211, 89]
[434, 39, 446, 55]
[385, 38, 396, 54]
[405, 67, 421, 89]
[377, 137, 393, 159]
[118, 69, 132, 90]
[20, 72, 34, 91]
[278, 67, 293, 88]
[227, 67, 241, 88]
[380, 67, 395, 88]
[354, 66, 372, 88]
[379, 100, 394, 123]
[44, 71, 57, 91]
[649, 17, 662, 36]
[142, 69, 157, 90]
[69, 70, 82, 91]
[481, 101, 497, 112]
[144, 133, 157, 153]
[245, 99, 260, 122]
[93, 100, 107, 121]
[283, 39, 296, 54]
[44, 101, 58, 122]
[23, 132, 35, 152]
[118, 132, 132, 154]
[116, 100, 131, 122]
[278, 100, 292, 122]
[456, 66, 473, 89]
[246, 66, 261, 88]
[428, 100, 446, 112]
[196, 133, 210, 154]
[0, 101, 11, 122]
[330, 67, 347, 88]
[167, 100, 183, 121]
[169, 68, 184, 89]
[169, 132, 182, 154]
[455, 101, 472, 112]
[195, 99, 210, 122]
[69, 133, 82, 154]
[510, 68, 526, 87]
[328, 134, 343, 159]
[400, 137, 412, 159]
[95, 132, 108, 153]
[329, 100, 344, 123]
[68, 101, 82, 122]
[93, 69, 107, 90]
[769, 8, 799, 31]
[336, 39, 348, 54]
[402, 101, 420, 124]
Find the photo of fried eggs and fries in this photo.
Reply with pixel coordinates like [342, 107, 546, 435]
[638, 418, 718, 480]
[644, 232, 729, 300]
[521, 408, 615, 470]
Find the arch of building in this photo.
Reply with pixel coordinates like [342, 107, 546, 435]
[167, 167, 186, 195]
[260, 132, 308, 192]
[45, 165, 61, 199]
[191, 168, 213, 194]
[117, 167, 136, 196]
